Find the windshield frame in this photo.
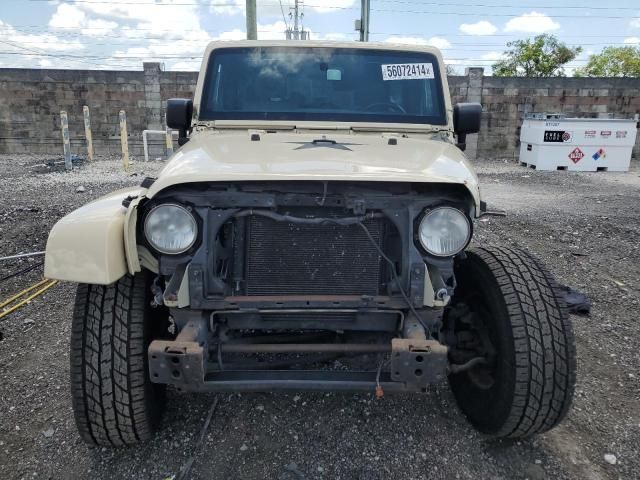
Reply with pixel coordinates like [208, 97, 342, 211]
[198, 46, 448, 126]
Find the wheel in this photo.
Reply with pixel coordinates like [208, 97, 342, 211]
[445, 246, 576, 438]
[70, 271, 168, 446]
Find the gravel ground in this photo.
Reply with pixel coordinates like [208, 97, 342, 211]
[0, 153, 638, 480]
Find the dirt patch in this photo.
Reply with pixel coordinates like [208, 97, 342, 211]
[1, 155, 638, 479]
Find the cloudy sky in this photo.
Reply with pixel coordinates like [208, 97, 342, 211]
[0, 0, 639, 74]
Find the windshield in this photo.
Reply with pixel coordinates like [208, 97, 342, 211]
[200, 47, 447, 125]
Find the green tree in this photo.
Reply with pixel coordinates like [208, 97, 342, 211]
[575, 46, 640, 77]
[492, 34, 582, 77]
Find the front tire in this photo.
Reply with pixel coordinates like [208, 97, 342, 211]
[70, 272, 166, 446]
[446, 246, 576, 438]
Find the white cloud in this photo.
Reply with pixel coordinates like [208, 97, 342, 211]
[1, 20, 84, 54]
[481, 51, 505, 61]
[210, 0, 244, 15]
[309, 0, 356, 13]
[384, 36, 451, 50]
[82, 19, 118, 37]
[170, 60, 200, 71]
[257, 20, 288, 40]
[0, 19, 86, 68]
[217, 29, 247, 41]
[385, 36, 426, 45]
[117, 21, 350, 71]
[107, 2, 213, 70]
[624, 37, 640, 45]
[49, 3, 85, 28]
[426, 37, 452, 50]
[119, 26, 159, 40]
[209, 0, 355, 17]
[71, 0, 209, 42]
[49, 3, 118, 36]
[631, 16, 640, 29]
[113, 42, 201, 65]
[316, 32, 352, 41]
[113, 22, 288, 71]
[504, 11, 560, 33]
[120, 46, 152, 56]
[208, 0, 281, 18]
[459, 20, 497, 36]
[72, 0, 169, 20]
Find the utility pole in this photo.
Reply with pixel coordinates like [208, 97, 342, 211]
[357, 0, 370, 42]
[246, 0, 257, 40]
[286, 0, 308, 40]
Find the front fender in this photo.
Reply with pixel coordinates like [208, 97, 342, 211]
[44, 188, 142, 285]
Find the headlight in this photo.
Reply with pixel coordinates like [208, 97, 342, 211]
[144, 204, 197, 254]
[418, 207, 471, 257]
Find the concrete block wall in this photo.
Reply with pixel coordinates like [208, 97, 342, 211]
[1, 63, 639, 161]
[0, 63, 197, 158]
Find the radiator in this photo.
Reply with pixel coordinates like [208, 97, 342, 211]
[245, 214, 385, 296]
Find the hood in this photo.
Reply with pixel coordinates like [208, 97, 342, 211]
[146, 130, 480, 210]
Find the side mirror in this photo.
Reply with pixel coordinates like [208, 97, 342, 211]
[453, 103, 482, 151]
[166, 98, 193, 144]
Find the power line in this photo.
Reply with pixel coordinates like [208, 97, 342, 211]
[21, 0, 640, 10]
[278, 0, 289, 29]
[2, 2, 632, 69]
[0, 39, 136, 68]
[360, 8, 638, 19]
[8, 27, 640, 41]
[371, 33, 640, 38]
[0, 51, 593, 64]
[0, 52, 194, 59]
[373, 0, 640, 9]
[7, 21, 640, 37]
[6, 23, 640, 42]
[16, 0, 640, 19]
[13, 27, 640, 38]
[2, 26, 637, 52]
[5, 37, 638, 51]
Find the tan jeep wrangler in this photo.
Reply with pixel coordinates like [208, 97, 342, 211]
[45, 41, 575, 447]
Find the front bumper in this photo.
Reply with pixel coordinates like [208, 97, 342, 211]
[148, 318, 449, 393]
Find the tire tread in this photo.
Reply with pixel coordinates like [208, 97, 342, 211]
[461, 246, 576, 437]
[70, 274, 157, 447]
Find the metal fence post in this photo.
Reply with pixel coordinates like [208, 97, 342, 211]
[83, 106, 94, 161]
[165, 127, 174, 157]
[60, 110, 72, 170]
[119, 110, 130, 171]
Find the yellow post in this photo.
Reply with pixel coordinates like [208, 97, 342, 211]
[165, 127, 174, 157]
[60, 110, 72, 170]
[119, 110, 129, 171]
[83, 106, 94, 161]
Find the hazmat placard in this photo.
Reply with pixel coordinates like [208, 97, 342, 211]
[568, 147, 584, 164]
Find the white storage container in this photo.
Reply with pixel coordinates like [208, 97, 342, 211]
[519, 114, 637, 172]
